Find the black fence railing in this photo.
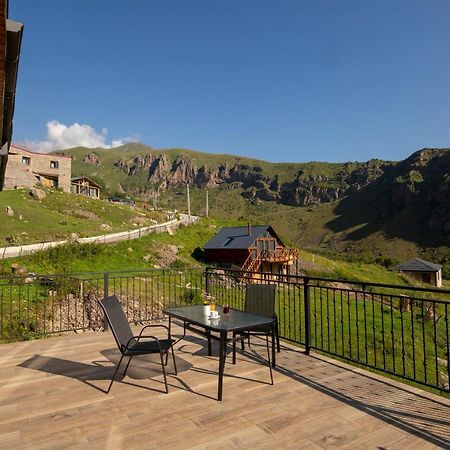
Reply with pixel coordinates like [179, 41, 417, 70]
[205, 267, 450, 394]
[0, 268, 205, 341]
[1, 266, 449, 394]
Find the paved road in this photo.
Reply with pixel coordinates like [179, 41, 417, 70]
[0, 213, 199, 259]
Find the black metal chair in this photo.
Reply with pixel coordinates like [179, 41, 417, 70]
[98, 295, 177, 394]
[241, 284, 280, 352]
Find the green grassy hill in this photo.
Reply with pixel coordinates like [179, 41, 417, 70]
[1, 216, 418, 288]
[57, 143, 449, 276]
[0, 188, 165, 247]
[157, 184, 449, 275]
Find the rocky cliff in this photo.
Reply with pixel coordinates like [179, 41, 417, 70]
[386, 149, 450, 233]
[111, 146, 450, 234]
[111, 152, 394, 207]
[63, 144, 450, 247]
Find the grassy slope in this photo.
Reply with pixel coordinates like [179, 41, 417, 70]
[62, 144, 448, 275]
[158, 185, 450, 276]
[0, 218, 227, 273]
[0, 188, 165, 246]
[1, 217, 413, 288]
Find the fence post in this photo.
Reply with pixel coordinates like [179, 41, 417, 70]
[103, 272, 109, 331]
[304, 277, 311, 355]
[205, 267, 210, 295]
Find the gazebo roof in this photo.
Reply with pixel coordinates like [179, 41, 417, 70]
[71, 176, 101, 189]
[392, 257, 442, 272]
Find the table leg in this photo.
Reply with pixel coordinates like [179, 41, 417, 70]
[232, 332, 236, 364]
[271, 323, 276, 368]
[207, 331, 212, 356]
[218, 331, 227, 401]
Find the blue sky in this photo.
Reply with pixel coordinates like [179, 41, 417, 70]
[10, 0, 450, 162]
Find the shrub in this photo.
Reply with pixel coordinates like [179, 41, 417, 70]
[170, 258, 186, 269]
[375, 256, 400, 268]
[181, 288, 202, 305]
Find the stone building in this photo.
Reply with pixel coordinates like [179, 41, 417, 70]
[3, 145, 72, 192]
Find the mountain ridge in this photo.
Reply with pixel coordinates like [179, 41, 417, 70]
[55, 143, 450, 273]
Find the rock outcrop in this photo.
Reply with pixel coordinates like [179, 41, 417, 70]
[30, 188, 46, 200]
[147, 154, 171, 183]
[83, 152, 100, 165]
[112, 153, 388, 206]
[111, 148, 450, 233]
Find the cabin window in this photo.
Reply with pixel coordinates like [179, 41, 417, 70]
[50, 160, 59, 169]
[223, 237, 234, 247]
[22, 156, 31, 165]
[258, 240, 264, 253]
[256, 238, 276, 255]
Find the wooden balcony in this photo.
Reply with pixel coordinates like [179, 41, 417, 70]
[260, 248, 298, 263]
[241, 248, 298, 274]
[1, 323, 449, 448]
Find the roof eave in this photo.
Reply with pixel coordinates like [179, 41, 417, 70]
[0, 18, 24, 190]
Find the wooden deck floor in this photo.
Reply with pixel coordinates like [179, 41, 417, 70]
[1, 324, 449, 449]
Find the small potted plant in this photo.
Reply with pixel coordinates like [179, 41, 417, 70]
[203, 293, 213, 315]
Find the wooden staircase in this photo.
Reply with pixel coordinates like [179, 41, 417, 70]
[241, 252, 263, 275]
[240, 248, 298, 280]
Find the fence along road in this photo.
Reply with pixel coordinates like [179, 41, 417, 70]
[0, 213, 199, 259]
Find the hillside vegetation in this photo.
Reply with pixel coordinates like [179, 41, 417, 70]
[59, 143, 449, 275]
[0, 188, 165, 247]
[1, 217, 417, 288]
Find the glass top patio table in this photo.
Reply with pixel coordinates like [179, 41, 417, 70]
[163, 305, 276, 400]
[164, 305, 275, 332]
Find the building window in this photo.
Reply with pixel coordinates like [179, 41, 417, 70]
[50, 160, 59, 169]
[22, 156, 31, 165]
[89, 187, 98, 197]
[223, 237, 234, 247]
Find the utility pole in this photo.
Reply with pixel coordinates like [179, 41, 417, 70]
[187, 184, 191, 222]
[205, 188, 209, 217]
[152, 189, 157, 210]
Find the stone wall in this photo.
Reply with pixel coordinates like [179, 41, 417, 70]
[4, 146, 72, 192]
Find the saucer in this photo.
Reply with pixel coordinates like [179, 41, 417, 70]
[208, 314, 220, 320]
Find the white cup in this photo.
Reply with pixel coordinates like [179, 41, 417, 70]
[210, 310, 219, 318]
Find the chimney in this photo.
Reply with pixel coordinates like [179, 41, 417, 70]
[247, 222, 251, 236]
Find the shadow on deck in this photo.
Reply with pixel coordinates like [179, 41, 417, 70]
[1, 325, 449, 449]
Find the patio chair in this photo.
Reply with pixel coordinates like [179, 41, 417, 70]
[98, 295, 177, 394]
[241, 284, 280, 352]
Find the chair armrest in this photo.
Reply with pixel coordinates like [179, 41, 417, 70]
[138, 324, 170, 338]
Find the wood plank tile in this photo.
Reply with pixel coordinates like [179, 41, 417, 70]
[0, 323, 448, 449]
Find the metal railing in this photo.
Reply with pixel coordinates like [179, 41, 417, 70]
[204, 267, 450, 394]
[0, 268, 205, 341]
[1, 265, 449, 394]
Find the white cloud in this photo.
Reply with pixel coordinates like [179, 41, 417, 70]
[19, 120, 136, 152]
